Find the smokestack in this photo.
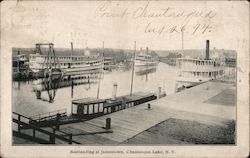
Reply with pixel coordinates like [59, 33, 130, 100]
[112, 83, 118, 100]
[158, 87, 162, 99]
[205, 40, 209, 60]
[146, 47, 149, 54]
[70, 42, 73, 56]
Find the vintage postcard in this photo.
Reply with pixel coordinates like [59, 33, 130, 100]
[0, 0, 249, 157]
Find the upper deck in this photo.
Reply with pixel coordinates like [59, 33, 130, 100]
[176, 57, 224, 72]
[29, 53, 101, 63]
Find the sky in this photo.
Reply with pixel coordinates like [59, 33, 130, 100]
[1, 1, 249, 51]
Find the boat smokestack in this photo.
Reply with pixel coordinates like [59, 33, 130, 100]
[157, 87, 162, 99]
[71, 42, 73, 56]
[146, 47, 149, 54]
[112, 82, 118, 100]
[205, 40, 210, 60]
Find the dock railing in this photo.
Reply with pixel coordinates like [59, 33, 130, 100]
[13, 112, 80, 144]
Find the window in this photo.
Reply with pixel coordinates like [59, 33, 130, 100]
[94, 104, 99, 113]
[99, 103, 103, 112]
[72, 105, 77, 114]
[89, 104, 93, 114]
[84, 106, 88, 114]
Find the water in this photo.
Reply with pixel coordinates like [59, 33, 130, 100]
[12, 63, 178, 117]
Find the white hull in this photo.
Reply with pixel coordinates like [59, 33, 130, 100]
[176, 81, 205, 88]
[176, 57, 225, 90]
[134, 60, 158, 66]
[176, 76, 211, 84]
[30, 65, 102, 74]
[29, 53, 103, 74]
[30, 60, 103, 74]
[175, 73, 225, 90]
[175, 78, 208, 92]
[63, 64, 102, 74]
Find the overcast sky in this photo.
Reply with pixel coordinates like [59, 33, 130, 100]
[1, 1, 249, 51]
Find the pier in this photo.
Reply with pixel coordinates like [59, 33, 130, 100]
[57, 80, 235, 144]
[27, 92, 157, 128]
[13, 80, 235, 144]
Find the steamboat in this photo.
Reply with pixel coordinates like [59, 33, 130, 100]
[29, 43, 103, 74]
[134, 47, 158, 66]
[176, 40, 225, 91]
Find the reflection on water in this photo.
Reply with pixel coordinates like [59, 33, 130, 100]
[13, 63, 178, 117]
[135, 65, 157, 77]
[33, 69, 102, 91]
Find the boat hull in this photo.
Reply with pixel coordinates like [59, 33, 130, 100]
[63, 64, 102, 75]
[134, 60, 158, 66]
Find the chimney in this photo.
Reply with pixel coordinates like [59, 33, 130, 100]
[112, 83, 118, 100]
[205, 40, 209, 60]
[146, 47, 149, 54]
[70, 42, 73, 56]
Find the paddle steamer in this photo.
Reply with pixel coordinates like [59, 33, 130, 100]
[176, 40, 225, 90]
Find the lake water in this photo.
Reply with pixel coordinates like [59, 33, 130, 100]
[13, 63, 179, 117]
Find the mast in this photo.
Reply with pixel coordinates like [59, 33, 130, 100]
[97, 41, 104, 99]
[71, 79, 74, 115]
[181, 29, 184, 50]
[130, 41, 136, 96]
[17, 49, 20, 72]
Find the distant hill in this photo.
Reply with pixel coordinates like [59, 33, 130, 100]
[12, 47, 134, 55]
[12, 47, 134, 63]
[12, 47, 236, 59]
[155, 49, 236, 58]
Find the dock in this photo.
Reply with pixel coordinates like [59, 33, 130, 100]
[46, 80, 235, 144]
[13, 80, 235, 144]
[26, 92, 157, 128]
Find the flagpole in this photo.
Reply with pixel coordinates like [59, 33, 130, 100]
[97, 41, 104, 99]
[130, 41, 136, 96]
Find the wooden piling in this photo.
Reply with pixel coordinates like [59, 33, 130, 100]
[56, 113, 60, 130]
[50, 129, 56, 144]
[18, 115, 21, 133]
[33, 128, 36, 137]
[36, 90, 41, 99]
[69, 134, 72, 144]
[106, 118, 111, 129]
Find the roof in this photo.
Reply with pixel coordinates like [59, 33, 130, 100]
[156, 49, 236, 58]
[176, 57, 221, 62]
[72, 97, 104, 105]
[73, 92, 156, 106]
[106, 92, 155, 103]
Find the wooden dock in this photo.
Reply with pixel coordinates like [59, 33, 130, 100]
[53, 80, 236, 144]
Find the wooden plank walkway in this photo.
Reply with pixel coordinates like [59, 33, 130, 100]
[47, 80, 236, 144]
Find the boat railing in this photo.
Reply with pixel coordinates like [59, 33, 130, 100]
[29, 108, 67, 122]
[180, 65, 223, 72]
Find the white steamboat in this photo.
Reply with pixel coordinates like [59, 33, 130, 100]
[29, 43, 103, 75]
[176, 40, 225, 90]
[134, 47, 158, 66]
